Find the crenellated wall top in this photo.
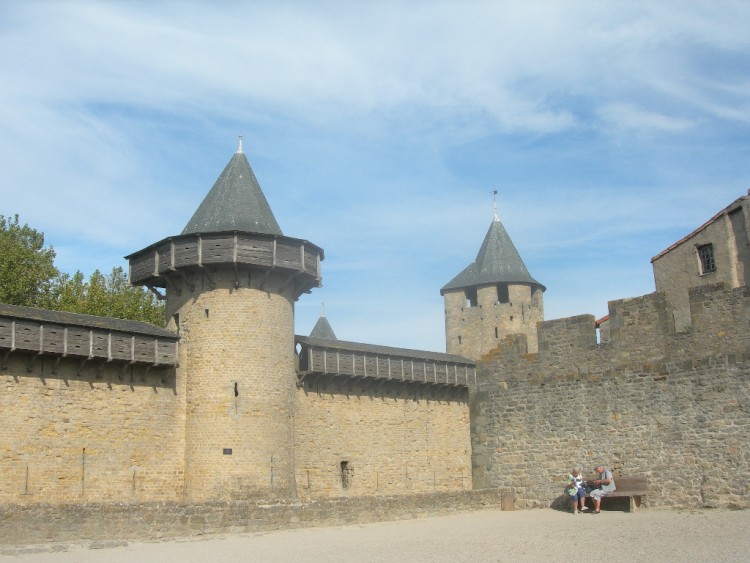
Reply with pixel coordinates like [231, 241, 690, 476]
[480, 282, 750, 380]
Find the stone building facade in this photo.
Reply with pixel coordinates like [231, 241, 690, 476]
[652, 191, 750, 330]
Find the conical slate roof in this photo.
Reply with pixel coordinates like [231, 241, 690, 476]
[441, 215, 544, 294]
[182, 143, 283, 236]
[310, 314, 337, 340]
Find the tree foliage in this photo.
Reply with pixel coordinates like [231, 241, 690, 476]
[1, 214, 165, 326]
[53, 267, 165, 326]
[0, 214, 59, 307]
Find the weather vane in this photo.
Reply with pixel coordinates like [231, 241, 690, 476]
[237, 135, 244, 154]
[492, 189, 499, 219]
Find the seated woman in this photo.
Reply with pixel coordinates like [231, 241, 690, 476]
[564, 467, 588, 514]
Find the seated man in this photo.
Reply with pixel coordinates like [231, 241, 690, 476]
[589, 464, 616, 513]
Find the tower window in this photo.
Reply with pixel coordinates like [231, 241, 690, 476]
[458, 335, 462, 344]
[465, 287, 478, 308]
[697, 244, 716, 274]
[496, 283, 509, 304]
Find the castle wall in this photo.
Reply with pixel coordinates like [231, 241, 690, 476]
[471, 283, 750, 509]
[0, 355, 184, 504]
[293, 377, 472, 498]
[0, 489, 503, 545]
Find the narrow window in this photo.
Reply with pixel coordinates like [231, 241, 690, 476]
[465, 287, 478, 308]
[496, 283, 509, 304]
[494, 327, 498, 338]
[697, 244, 716, 274]
[458, 335, 462, 344]
[340, 461, 351, 489]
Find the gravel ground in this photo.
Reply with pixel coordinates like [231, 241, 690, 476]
[2, 508, 749, 562]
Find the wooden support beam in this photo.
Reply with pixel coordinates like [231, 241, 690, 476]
[1, 349, 10, 369]
[177, 270, 195, 293]
[164, 275, 182, 296]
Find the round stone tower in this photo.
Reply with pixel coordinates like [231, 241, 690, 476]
[441, 210, 544, 360]
[126, 140, 323, 500]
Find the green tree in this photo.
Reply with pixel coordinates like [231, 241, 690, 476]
[1, 214, 165, 326]
[52, 271, 86, 312]
[53, 267, 165, 326]
[0, 214, 59, 307]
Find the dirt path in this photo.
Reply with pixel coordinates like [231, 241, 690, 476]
[2, 508, 749, 562]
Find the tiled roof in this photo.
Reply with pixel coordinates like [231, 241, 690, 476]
[441, 216, 544, 294]
[310, 315, 337, 340]
[182, 149, 283, 236]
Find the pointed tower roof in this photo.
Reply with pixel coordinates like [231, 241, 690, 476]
[441, 215, 544, 294]
[309, 304, 337, 340]
[182, 138, 283, 236]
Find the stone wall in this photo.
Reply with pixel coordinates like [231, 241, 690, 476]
[0, 489, 503, 545]
[471, 283, 750, 510]
[0, 354, 184, 504]
[294, 376, 472, 499]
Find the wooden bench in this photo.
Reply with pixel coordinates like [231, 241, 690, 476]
[587, 476, 647, 512]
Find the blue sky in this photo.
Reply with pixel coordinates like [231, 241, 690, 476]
[1, 1, 749, 352]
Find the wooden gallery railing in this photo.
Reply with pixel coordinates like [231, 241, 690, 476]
[295, 336, 476, 388]
[0, 304, 178, 369]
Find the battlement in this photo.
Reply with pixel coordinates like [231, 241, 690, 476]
[537, 314, 597, 353]
[481, 282, 750, 380]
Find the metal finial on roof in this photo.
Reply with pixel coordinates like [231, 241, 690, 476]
[492, 189, 499, 221]
[321, 302, 326, 317]
[236, 135, 244, 154]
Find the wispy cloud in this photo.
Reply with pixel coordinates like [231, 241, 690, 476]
[1, 1, 749, 349]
